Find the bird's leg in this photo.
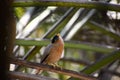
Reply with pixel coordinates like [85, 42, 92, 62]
[47, 63, 62, 69]
[47, 63, 55, 68]
[53, 63, 62, 69]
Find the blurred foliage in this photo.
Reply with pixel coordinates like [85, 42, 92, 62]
[14, 7, 25, 19]
[12, 0, 120, 80]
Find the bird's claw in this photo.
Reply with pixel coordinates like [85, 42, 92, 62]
[54, 63, 62, 70]
[48, 63, 62, 70]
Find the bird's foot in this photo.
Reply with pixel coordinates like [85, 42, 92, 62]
[48, 63, 62, 70]
[53, 63, 62, 70]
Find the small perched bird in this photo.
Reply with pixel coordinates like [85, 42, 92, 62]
[35, 33, 64, 74]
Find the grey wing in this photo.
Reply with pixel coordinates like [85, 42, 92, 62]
[40, 44, 52, 63]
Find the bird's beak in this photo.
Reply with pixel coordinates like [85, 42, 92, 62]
[57, 33, 60, 36]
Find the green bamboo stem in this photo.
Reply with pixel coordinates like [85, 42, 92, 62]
[68, 50, 120, 80]
[13, 0, 120, 12]
[81, 50, 120, 74]
[87, 21, 120, 42]
[15, 39, 115, 53]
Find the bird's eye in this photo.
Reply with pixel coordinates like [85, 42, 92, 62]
[51, 35, 59, 43]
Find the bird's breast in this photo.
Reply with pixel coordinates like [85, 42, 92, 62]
[44, 44, 64, 64]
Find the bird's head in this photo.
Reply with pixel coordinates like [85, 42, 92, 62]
[51, 33, 61, 44]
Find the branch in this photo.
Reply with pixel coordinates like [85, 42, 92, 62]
[8, 71, 58, 80]
[13, 0, 120, 12]
[10, 57, 97, 80]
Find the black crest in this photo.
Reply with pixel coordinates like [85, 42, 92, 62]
[51, 35, 59, 43]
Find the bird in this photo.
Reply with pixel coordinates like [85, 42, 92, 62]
[35, 33, 64, 74]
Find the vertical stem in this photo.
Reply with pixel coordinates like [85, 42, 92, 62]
[0, 0, 15, 80]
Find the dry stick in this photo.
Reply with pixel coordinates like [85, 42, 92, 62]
[10, 58, 97, 80]
[8, 71, 58, 80]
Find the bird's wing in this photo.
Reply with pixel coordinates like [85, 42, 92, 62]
[40, 44, 52, 63]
